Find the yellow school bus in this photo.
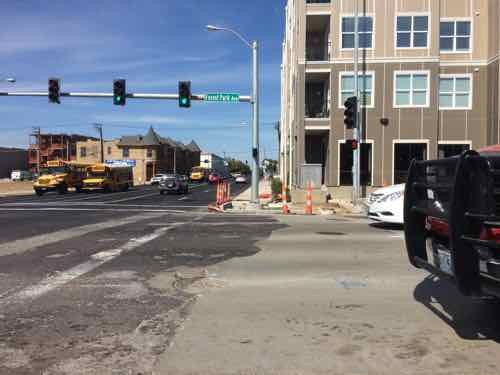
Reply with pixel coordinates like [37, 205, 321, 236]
[34, 160, 90, 196]
[190, 166, 210, 183]
[82, 164, 133, 193]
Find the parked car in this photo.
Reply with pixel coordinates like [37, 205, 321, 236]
[235, 174, 248, 184]
[367, 184, 405, 224]
[159, 174, 189, 195]
[11, 170, 32, 181]
[150, 174, 168, 185]
[209, 172, 221, 184]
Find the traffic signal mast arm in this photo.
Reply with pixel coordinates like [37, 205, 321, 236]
[0, 91, 251, 102]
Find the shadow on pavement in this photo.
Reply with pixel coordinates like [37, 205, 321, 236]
[414, 275, 500, 342]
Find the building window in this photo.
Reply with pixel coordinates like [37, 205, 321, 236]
[396, 15, 428, 48]
[394, 71, 429, 108]
[394, 143, 427, 184]
[80, 147, 87, 158]
[147, 148, 153, 158]
[439, 75, 472, 110]
[440, 20, 471, 52]
[339, 72, 374, 108]
[122, 147, 130, 158]
[107, 146, 112, 155]
[341, 16, 373, 49]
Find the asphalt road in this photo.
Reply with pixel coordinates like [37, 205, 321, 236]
[2, 185, 500, 374]
[0, 181, 279, 375]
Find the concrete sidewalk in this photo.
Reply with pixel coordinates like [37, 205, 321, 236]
[154, 215, 500, 375]
[232, 178, 272, 202]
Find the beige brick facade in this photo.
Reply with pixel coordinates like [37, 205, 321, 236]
[76, 128, 201, 186]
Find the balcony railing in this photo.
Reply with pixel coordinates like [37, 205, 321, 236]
[306, 46, 329, 61]
[305, 80, 330, 118]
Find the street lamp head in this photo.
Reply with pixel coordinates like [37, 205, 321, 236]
[5, 77, 16, 83]
[206, 25, 222, 31]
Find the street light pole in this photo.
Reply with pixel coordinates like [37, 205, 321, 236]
[206, 25, 260, 204]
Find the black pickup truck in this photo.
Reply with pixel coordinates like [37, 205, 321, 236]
[404, 148, 500, 299]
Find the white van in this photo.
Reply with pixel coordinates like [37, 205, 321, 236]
[11, 170, 31, 181]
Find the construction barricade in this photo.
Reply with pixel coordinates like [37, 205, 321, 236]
[208, 181, 232, 212]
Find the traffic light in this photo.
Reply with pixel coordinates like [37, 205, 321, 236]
[48, 78, 60, 104]
[347, 139, 358, 151]
[344, 96, 358, 129]
[113, 79, 126, 106]
[178, 81, 191, 108]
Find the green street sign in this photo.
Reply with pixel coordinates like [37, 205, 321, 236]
[205, 93, 240, 103]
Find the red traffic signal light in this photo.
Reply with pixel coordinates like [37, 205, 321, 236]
[347, 139, 358, 150]
[48, 78, 60, 104]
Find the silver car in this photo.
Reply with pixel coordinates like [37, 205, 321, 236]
[159, 174, 189, 195]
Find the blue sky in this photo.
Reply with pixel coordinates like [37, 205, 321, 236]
[0, 0, 285, 161]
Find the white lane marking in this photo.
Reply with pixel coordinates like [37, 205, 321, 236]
[1, 225, 179, 304]
[0, 212, 166, 257]
[0, 184, 211, 207]
[0, 208, 186, 213]
[178, 196, 189, 201]
[204, 190, 210, 193]
[106, 192, 160, 204]
[104, 183, 209, 204]
[0, 201, 206, 211]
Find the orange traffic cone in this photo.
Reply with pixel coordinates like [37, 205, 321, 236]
[282, 185, 290, 215]
[305, 180, 313, 215]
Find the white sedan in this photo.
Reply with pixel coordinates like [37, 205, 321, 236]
[367, 184, 405, 224]
[235, 175, 248, 184]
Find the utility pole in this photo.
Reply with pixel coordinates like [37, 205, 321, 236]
[93, 123, 104, 163]
[352, 0, 361, 206]
[32, 127, 41, 174]
[173, 147, 177, 174]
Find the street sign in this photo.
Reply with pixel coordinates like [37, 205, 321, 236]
[205, 93, 240, 103]
[105, 159, 136, 167]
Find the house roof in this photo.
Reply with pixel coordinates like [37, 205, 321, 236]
[118, 127, 162, 147]
[186, 140, 201, 152]
[117, 127, 195, 151]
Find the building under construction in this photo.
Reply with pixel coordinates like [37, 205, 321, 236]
[28, 131, 98, 173]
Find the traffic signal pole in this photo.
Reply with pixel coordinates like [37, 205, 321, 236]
[352, 0, 361, 207]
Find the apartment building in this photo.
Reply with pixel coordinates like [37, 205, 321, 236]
[280, 0, 500, 188]
[76, 127, 201, 185]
